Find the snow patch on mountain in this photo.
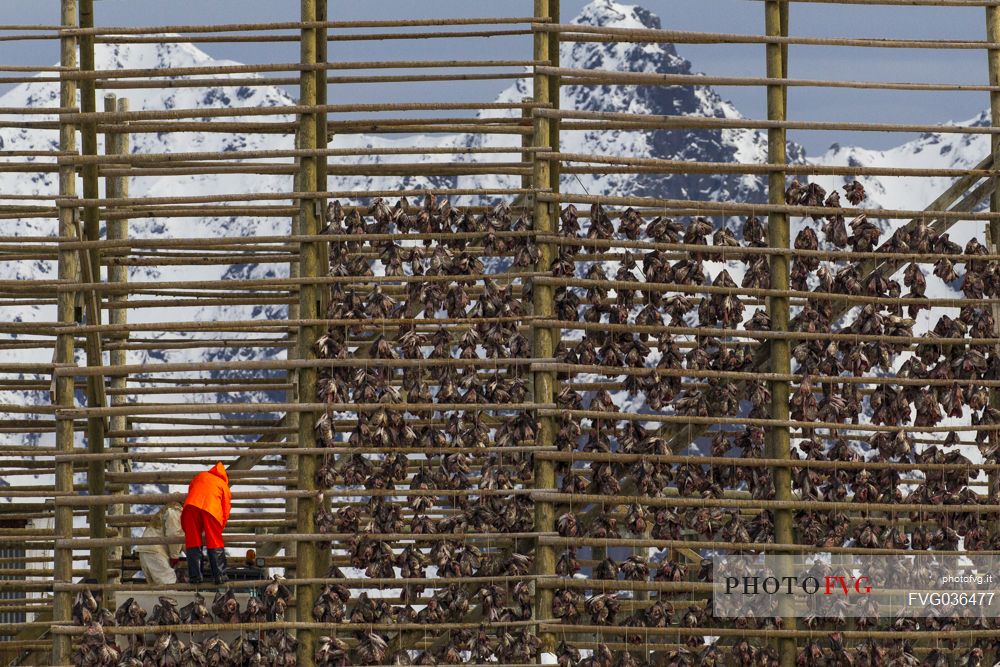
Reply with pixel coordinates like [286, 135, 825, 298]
[811, 111, 989, 216]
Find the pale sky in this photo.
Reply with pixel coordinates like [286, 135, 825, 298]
[0, 0, 992, 156]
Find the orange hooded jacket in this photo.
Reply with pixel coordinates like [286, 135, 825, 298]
[183, 462, 232, 527]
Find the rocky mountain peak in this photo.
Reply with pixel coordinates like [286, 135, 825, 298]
[576, 0, 662, 31]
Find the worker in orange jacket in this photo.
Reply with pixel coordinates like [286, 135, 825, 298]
[181, 462, 232, 585]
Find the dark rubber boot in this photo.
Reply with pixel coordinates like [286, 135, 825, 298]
[185, 548, 203, 584]
[207, 548, 229, 585]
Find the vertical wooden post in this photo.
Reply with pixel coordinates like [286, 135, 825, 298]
[780, 3, 788, 119]
[548, 0, 560, 192]
[521, 97, 533, 191]
[985, 4, 1000, 513]
[531, 0, 557, 659]
[286, 166, 302, 567]
[53, 1, 79, 664]
[765, 3, 795, 666]
[316, 0, 329, 319]
[988, 5, 1000, 276]
[78, 0, 110, 586]
[104, 94, 129, 591]
[296, 1, 322, 665]
[314, 0, 332, 580]
[78, 0, 99, 275]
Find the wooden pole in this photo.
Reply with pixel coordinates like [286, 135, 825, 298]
[314, 0, 331, 581]
[522, 97, 533, 191]
[284, 146, 302, 568]
[531, 0, 557, 659]
[53, 1, 79, 664]
[79, 0, 111, 587]
[316, 0, 330, 321]
[103, 93, 129, 595]
[780, 3, 788, 119]
[766, 3, 795, 666]
[295, 1, 321, 665]
[79, 0, 99, 277]
[986, 3, 1000, 521]
[548, 0, 560, 191]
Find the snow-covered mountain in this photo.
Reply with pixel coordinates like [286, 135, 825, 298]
[328, 0, 993, 217]
[1, 42, 299, 455]
[2, 40, 295, 355]
[813, 111, 991, 212]
[1, 0, 993, 453]
[329, 0, 807, 204]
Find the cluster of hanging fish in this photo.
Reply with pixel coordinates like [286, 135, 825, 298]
[308, 195, 542, 664]
[70, 580, 294, 667]
[556, 633, 1000, 667]
[550, 180, 1000, 510]
[297, 180, 1000, 665]
[544, 178, 1000, 661]
[308, 559, 536, 664]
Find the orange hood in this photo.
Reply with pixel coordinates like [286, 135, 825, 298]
[209, 461, 228, 483]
